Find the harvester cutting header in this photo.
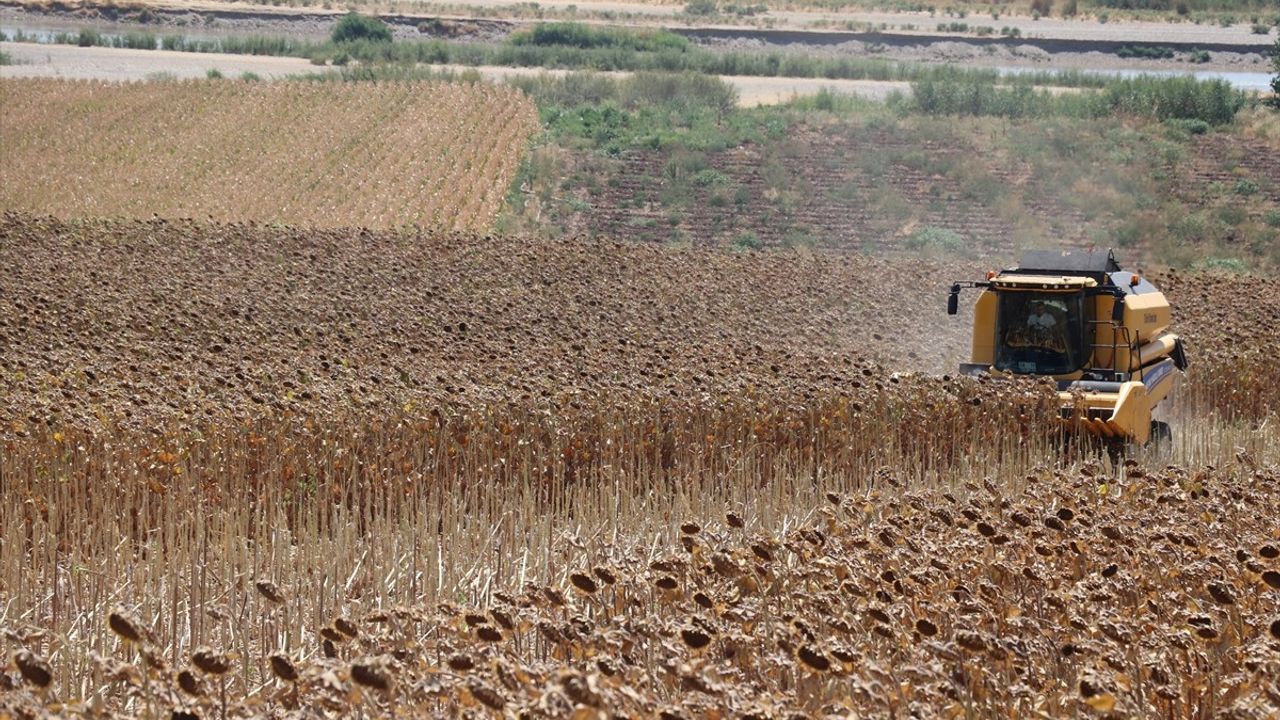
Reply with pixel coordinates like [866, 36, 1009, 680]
[947, 249, 1188, 446]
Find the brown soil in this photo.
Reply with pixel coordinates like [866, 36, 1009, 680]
[1181, 134, 1280, 210]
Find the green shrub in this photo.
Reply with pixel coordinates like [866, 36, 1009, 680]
[1216, 205, 1247, 226]
[510, 22, 690, 52]
[1169, 213, 1209, 245]
[619, 71, 737, 117]
[0, 50, 11, 66]
[1112, 220, 1143, 247]
[331, 13, 391, 44]
[905, 226, 965, 253]
[782, 228, 816, 248]
[665, 151, 710, 181]
[1194, 257, 1247, 272]
[240, 71, 262, 81]
[693, 168, 729, 187]
[732, 231, 763, 250]
[77, 29, 102, 47]
[1099, 76, 1245, 125]
[1272, 38, 1279, 100]
[910, 73, 1241, 125]
[1233, 178, 1260, 196]
[1263, 210, 1280, 228]
[1116, 45, 1174, 59]
[685, 0, 718, 15]
[1164, 117, 1210, 135]
[206, 67, 224, 78]
[115, 32, 158, 50]
[1188, 49, 1211, 64]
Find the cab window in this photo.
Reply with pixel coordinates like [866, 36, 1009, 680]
[995, 291, 1086, 375]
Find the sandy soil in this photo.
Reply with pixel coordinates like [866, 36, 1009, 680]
[4, 0, 1274, 46]
[0, 41, 907, 101]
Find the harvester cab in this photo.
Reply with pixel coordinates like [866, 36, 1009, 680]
[947, 249, 1189, 446]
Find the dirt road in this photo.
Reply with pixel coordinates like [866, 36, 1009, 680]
[0, 41, 908, 102]
[0, 41, 315, 79]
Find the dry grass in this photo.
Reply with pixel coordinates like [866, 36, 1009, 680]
[1, 214, 1278, 717]
[0, 79, 539, 231]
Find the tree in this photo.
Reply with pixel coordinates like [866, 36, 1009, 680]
[684, 0, 718, 16]
[331, 13, 392, 44]
[1272, 38, 1279, 101]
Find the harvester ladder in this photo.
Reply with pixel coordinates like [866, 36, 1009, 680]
[1088, 320, 1133, 376]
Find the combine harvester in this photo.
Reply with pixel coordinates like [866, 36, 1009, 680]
[947, 249, 1189, 447]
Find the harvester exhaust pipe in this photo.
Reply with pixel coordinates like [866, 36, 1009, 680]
[947, 284, 960, 315]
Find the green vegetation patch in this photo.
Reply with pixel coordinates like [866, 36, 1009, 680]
[909, 74, 1246, 126]
[508, 72, 767, 154]
[905, 226, 967, 254]
[331, 13, 392, 44]
[509, 22, 690, 53]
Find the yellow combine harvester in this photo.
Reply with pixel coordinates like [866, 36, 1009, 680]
[947, 249, 1189, 446]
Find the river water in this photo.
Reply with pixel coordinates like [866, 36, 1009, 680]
[2, 21, 1273, 92]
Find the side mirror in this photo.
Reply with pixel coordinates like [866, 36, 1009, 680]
[947, 285, 960, 316]
[1111, 296, 1125, 322]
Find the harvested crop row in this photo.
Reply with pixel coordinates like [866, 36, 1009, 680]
[0, 212, 985, 433]
[2, 213, 1277, 436]
[1156, 267, 1280, 424]
[2, 212, 1279, 715]
[0, 79, 539, 230]
[3, 460, 1278, 718]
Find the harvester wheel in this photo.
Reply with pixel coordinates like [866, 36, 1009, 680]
[1149, 420, 1172, 450]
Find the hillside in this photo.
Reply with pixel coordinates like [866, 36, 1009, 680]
[532, 112, 1280, 264]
